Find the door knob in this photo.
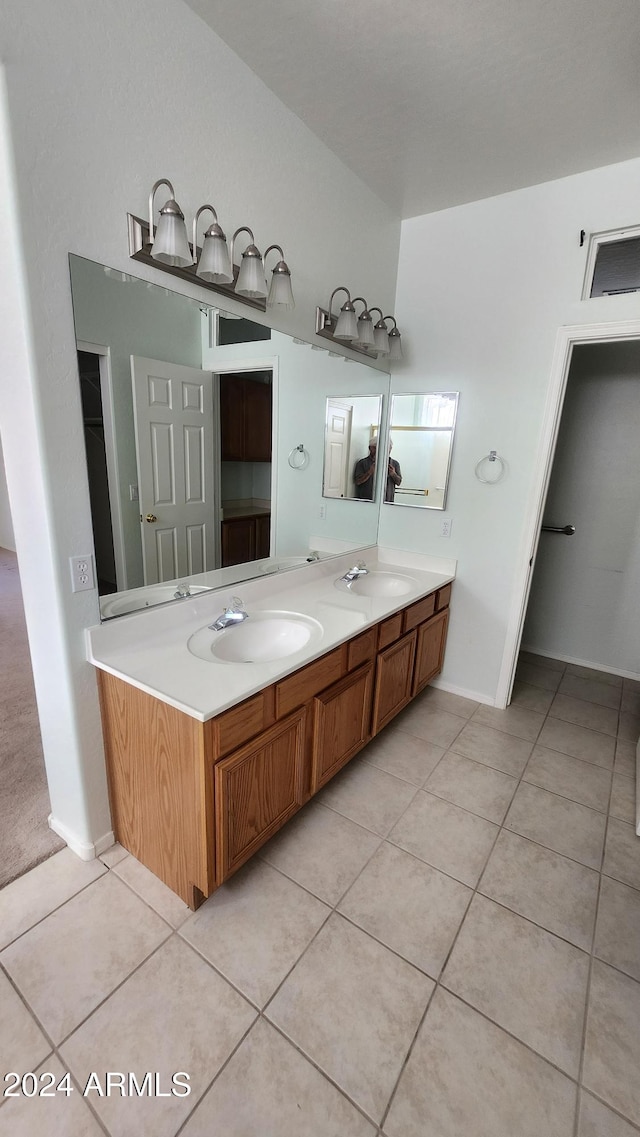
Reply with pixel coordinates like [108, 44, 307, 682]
[145, 513, 158, 524]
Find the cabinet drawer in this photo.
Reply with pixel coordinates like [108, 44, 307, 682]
[347, 627, 377, 671]
[311, 663, 374, 793]
[209, 689, 274, 759]
[275, 646, 345, 718]
[402, 593, 436, 632]
[378, 613, 403, 650]
[372, 630, 417, 734]
[436, 583, 452, 611]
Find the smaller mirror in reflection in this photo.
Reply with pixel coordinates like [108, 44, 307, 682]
[387, 392, 459, 509]
[322, 395, 383, 502]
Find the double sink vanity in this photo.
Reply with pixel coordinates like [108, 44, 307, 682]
[87, 548, 454, 908]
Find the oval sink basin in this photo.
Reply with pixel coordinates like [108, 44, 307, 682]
[188, 610, 323, 664]
[340, 572, 416, 598]
[101, 584, 212, 618]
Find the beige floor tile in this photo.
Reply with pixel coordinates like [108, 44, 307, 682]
[623, 677, 640, 695]
[61, 937, 256, 1137]
[393, 700, 467, 748]
[0, 1055, 104, 1137]
[266, 913, 433, 1123]
[0, 969, 51, 1078]
[515, 661, 563, 692]
[181, 1018, 376, 1137]
[619, 711, 640, 742]
[615, 739, 636, 777]
[0, 873, 169, 1043]
[519, 651, 566, 673]
[583, 960, 640, 1128]
[609, 773, 636, 824]
[0, 848, 107, 950]
[505, 782, 606, 869]
[567, 663, 622, 688]
[538, 717, 615, 769]
[389, 791, 499, 887]
[384, 987, 576, 1137]
[479, 829, 599, 950]
[450, 720, 533, 776]
[420, 687, 480, 718]
[622, 689, 640, 715]
[179, 859, 329, 1007]
[578, 1092, 640, 1137]
[559, 673, 622, 709]
[260, 801, 380, 905]
[549, 693, 619, 736]
[338, 842, 471, 977]
[524, 745, 611, 812]
[360, 727, 445, 786]
[603, 819, 640, 890]
[113, 854, 191, 928]
[316, 758, 417, 836]
[98, 842, 129, 868]
[425, 751, 517, 824]
[595, 875, 640, 982]
[442, 894, 589, 1076]
[470, 702, 545, 742]
[510, 681, 556, 714]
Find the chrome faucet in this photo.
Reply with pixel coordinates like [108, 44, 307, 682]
[209, 596, 249, 631]
[174, 582, 192, 599]
[340, 561, 369, 584]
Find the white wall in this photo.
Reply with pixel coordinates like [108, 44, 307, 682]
[523, 341, 640, 674]
[0, 0, 399, 855]
[385, 156, 640, 703]
[0, 437, 15, 550]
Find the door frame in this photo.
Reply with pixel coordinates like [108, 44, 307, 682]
[76, 340, 128, 591]
[212, 356, 278, 559]
[496, 317, 640, 708]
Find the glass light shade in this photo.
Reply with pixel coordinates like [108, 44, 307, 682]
[357, 314, 375, 347]
[389, 330, 403, 361]
[267, 269, 295, 309]
[235, 250, 267, 297]
[150, 207, 193, 267]
[334, 304, 358, 339]
[374, 323, 390, 354]
[196, 233, 233, 283]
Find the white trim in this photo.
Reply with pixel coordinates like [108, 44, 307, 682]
[48, 812, 115, 860]
[581, 224, 640, 300]
[496, 318, 640, 710]
[76, 340, 128, 590]
[520, 645, 640, 683]
[429, 678, 495, 707]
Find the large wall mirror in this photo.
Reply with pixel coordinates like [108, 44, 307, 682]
[386, 392, 459, 509]
[69, 255, 390, 618]
[322, 395, 383, 502]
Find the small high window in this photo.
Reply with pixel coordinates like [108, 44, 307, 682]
[584, 227, 640, 298]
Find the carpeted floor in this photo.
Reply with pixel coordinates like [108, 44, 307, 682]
[0, 546, 64, 888]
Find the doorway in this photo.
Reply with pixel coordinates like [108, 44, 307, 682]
[218, 369, 273, 567]
[499, 321, 640, 707]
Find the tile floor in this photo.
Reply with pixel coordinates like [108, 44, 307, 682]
[1, 653, 639, 1135]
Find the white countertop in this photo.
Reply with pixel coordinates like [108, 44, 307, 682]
[86, 546, 455, 722]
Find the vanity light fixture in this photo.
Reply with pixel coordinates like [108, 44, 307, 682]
[315, 288, 404, 360]
[127, 177, 295, 312]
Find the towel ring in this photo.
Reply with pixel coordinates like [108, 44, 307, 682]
[475, 450, 506, 484]
[288, 444, 310, 470]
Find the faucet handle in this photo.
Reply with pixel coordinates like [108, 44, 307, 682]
[230, 596, 243, 610]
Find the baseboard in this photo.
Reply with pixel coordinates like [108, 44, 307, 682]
[521, 645, 640, 683]
[48, 814, 115, 861]
[430, 678, 496, 707]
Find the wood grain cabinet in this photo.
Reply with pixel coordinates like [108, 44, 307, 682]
[220, 376, 272, 462]
[221, 513, 271, 567]
[97, 582, 453, 908]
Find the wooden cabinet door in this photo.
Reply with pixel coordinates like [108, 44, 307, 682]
[244, 380, 272, 461]
[372, 630, 417, 735]
[220, 377, 245, 461]
[413, 609, 449, 696]
[214, 708, 306, 882]
[221, 517, 256, 566]
[255, 513, 271, 558]
[311, 663, 374, 793]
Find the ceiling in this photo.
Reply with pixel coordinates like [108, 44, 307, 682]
[185, 0, 640, 219]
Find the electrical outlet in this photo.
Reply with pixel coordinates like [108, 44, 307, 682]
[319, 505, 326, 520]
[70, 554, 95, 593]
[440, 518, 453, 538]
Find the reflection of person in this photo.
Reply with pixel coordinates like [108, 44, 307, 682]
[353, 438, 402, 501]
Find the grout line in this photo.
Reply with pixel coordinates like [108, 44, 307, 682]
[0, 865, 110, 954]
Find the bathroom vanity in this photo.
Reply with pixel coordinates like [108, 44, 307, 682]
[88, 551, 453, 908]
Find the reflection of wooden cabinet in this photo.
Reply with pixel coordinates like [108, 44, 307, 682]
[98, 582, 452, 909]
[220, 376, 272, 462]
[221, 513, 271, 566]
[214, 709, 306, 881]
[255, 513, 271, 559]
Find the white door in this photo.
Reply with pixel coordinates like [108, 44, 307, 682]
[323, 401, 352, 498]
[131, 356, 217, 584]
